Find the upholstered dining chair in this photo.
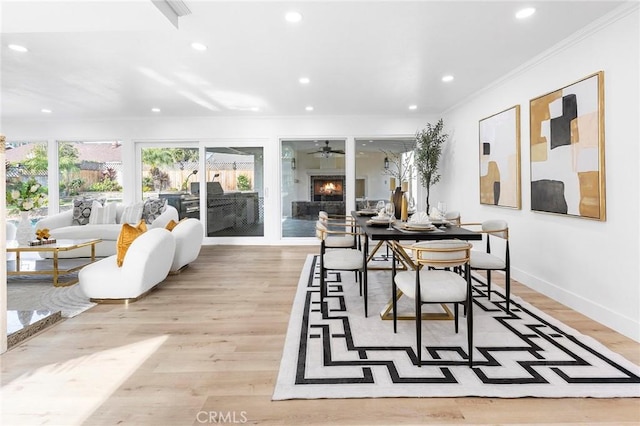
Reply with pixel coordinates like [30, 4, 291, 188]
[463, 220, 511, 312]
[316, 220, 369, 317]
[318, 210, 355, 224]
[318, 211, 359, 250]
[392, 239, 474, 367]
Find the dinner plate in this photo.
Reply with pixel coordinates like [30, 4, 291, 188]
[402, 222, 435, 230]
[356, 210, 378, 216]
[368, 218, 391, 226]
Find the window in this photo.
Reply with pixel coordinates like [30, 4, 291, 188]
[140, 147, 199, 196]
[204, 147, 264, 237]
[5, 140, 49, 222]
[58, 140, 123, 211]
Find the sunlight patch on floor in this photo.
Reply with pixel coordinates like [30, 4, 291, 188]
[0, 335, 168, 425]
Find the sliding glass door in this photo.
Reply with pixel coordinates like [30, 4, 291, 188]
[204, 146, 264, 238]
[281, 139, 346, 238]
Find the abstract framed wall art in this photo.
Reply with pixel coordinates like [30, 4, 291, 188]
[529, 71, 606, 220]
[479, 105, 521, 209]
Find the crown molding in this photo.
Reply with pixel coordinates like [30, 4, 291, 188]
[443, 2, 639, 115]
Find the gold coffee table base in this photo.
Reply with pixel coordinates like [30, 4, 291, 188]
[7, 239, 102, 287]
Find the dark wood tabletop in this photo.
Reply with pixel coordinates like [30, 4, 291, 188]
[352, 212, 482, 242]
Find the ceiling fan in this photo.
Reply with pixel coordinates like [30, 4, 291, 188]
[308, 140, 345, 158]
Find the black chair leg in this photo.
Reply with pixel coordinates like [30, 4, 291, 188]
[486, 270, 492, 299]
[467, 298, 473, 367]
[454, 303, 459, 333]
[416, 299, 422, 367]
[363, 269, 368, 317]
[392, 281, 398, 333]
[505, 267, 511, 313]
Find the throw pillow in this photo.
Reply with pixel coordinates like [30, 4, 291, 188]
[142, 198, 167, 224]
[120, 202, 144, 224]
[165, 218, 187, 231]
[116, 220, 148, 267]
[88, 201, 117, 225]
[72, 197, 104, 226]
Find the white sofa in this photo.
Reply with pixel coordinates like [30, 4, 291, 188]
[170, 218, 204, 273]
[78, 228, 176, 302]
[35, 204, 179, 258]
[6, 222, 17, 260]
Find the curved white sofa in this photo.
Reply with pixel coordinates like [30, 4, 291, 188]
[35, 204, 178, 258]
[78, 228, 176, 302]
[170, 218, 204, 273]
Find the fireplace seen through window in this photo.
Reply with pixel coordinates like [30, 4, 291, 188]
[311, 176, 344, 201]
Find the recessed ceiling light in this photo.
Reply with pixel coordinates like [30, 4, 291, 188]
[41, 108, 52, 113]
[285, 11, 302, 23]
[442, 75, 454, 82]
[151, 108, 161, 112]
[305, 106, 314, 111]
[191, 42, 207, 51]
[8, 44, 28, 52]
[299, 77, 310, 84]
[409, 105, 418, 110]
[515, 7, 536, 19]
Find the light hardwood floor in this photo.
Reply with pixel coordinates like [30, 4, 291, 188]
[1, 245, 639, 425]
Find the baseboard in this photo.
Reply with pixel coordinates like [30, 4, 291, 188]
[511, 267, 640, 343]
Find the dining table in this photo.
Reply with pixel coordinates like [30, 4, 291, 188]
[351, 211, 482, 320]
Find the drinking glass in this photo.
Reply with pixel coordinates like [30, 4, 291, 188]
[385, 202, 395, 230]
[436, 202, 447, 228]
[375, 200, 386, 215]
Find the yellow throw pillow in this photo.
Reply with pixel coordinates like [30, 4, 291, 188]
[116, 220, 147, 267]
[165, 218, 187, 231]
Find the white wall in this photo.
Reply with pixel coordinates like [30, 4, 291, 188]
[434, 5, 639, 341]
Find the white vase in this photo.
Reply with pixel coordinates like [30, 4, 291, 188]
[16, 211, 34, 245]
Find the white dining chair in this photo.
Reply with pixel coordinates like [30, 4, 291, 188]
[392, 239, 474, 367]
[464, 220, 511, 312]
[316, 220, 368, 317]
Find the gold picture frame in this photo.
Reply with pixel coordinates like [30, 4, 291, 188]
[479, 105, 521, 209]
[529, 71, 606, 220]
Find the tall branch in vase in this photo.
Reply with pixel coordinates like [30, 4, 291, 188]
[414, 119, 447, 214]
[380, 142, 415, 186]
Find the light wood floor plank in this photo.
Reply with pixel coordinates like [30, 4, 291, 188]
[1, 245, 639, 425]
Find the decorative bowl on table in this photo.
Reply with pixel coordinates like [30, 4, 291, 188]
[430, 219, 451, 227]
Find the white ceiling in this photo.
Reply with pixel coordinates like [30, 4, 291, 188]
[0, 0, 625, 121]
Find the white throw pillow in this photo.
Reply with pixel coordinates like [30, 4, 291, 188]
[89, 201, 117, 225]
[119, 202, 144, 224]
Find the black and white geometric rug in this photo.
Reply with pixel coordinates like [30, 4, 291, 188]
[272, 255, 640, 399]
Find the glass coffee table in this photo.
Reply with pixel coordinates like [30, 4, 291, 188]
[6, 239, 102, 287]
